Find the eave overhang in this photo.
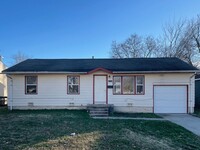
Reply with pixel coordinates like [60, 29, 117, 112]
[2, 70, 199, 75]
[112, 70, 200, 74]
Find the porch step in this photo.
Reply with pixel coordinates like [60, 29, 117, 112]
[87, 104, 114, 117]
[89, 108, 108, 111]
[89, 110, 108, 114]
[90, 113, 109, 117]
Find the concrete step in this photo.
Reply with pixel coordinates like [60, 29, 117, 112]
[88, 108, 108, 111]
[90, 111, 108, 114]
[87, 104, 113, 108]
[89, 109, 109, 117]
[87, 104, 114, 117]
[90, 113, 109, 117]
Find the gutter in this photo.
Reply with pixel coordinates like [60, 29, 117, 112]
[6, 75, 13, 111]
[113, 70, 200, 74]
[2, 71, 88, 74]
[2, 70, 199, 74]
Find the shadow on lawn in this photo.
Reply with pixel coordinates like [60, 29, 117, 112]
[0, 109, 200, 150]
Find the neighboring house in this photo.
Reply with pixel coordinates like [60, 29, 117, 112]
[195, 74, 200, 108]
[2, 58, 199, 113]
[0, 57, 7, 100]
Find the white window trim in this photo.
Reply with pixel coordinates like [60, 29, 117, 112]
[113, 76, 122, 94]
[67, 76, 80, 95]
[136, 76, 144, 95]
[25, 76, 38, 95]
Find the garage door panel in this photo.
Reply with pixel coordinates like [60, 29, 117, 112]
[155, 100, 186, 105]
[154, 86, 187, 113]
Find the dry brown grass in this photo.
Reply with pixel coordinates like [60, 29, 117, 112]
[121, 129, 175, 150]
[26, 131, 102, 150]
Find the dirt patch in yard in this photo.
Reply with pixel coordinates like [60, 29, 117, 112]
[121, 128, 175, 150]
[24, 131, 102, 150]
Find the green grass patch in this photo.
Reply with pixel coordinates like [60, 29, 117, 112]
[0, 108, 200, 150]
[111, 112, 161, 118]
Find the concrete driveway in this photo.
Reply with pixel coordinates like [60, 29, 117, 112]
[158, 114, 200, 136]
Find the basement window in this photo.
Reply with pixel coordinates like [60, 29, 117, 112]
[67, 76, 80, 94]
[25, 76, 38, 94]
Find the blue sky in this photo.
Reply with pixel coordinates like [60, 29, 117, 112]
[0, 0, 200, 66]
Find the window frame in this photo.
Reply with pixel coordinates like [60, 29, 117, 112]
[113, 76, 122, 95]
[25, 76, 38, 95]
[113, 75, 145, 95]
[136, 76, 145, 95]
[67, 76, 80, 95]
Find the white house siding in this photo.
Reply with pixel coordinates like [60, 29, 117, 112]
[0, 61, 7, 97]
[7, 72, 195, 113]
[109, 73, 194, 113]
[8, 74, 93, 108]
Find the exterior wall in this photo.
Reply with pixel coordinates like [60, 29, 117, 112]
[0, 61, 7, 97]
[195, 80, 200, 108]
[7, 72, 195, 113]
[109, 73, 194, 113]
[8, 74, 93, 108]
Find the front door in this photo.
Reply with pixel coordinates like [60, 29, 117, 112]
[94, 75, 107, 104]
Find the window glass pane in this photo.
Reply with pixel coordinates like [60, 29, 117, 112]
[69, 85, 79, 94]
[137, 76, 144, 84]
[122, 77, 134, 94]
[113, 77, 121, 94]
[68, 77, 79, 84]
[68, 76, 79, 94]
[27, 76, 37, 84]
[68, 77, 72, 84]
[137, 86, 143, 94]
[27, 85, 37, 94]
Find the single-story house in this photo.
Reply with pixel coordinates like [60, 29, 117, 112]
[2, 58, 199, 113]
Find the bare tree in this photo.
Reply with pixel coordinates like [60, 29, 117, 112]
[142, 36, 160, 57]
[12, 51, 30, 65]
[110, 34, 158, 58]
[110, 15, 200, 66]
[190, 15, 200, 53]
[161, 19, 186, 57]
[160, 17, 200, 65]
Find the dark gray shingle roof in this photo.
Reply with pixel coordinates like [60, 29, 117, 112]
[3, 58, 198, 73]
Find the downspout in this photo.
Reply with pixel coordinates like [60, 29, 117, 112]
[189, 72, 197, 113]
[6, 75, 13, 111]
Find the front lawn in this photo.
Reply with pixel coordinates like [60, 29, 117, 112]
[0, 108, 200, 150]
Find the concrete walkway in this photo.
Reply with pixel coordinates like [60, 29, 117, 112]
[158, 114, 200, 136]
[93, 116, 165, 121]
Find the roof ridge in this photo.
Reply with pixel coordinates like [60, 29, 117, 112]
[27, 57, 178, 60]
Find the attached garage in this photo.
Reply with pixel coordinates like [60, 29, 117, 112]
[154, 85, 188, 113]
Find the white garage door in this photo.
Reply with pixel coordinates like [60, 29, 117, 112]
[154, 86, 187, 113]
